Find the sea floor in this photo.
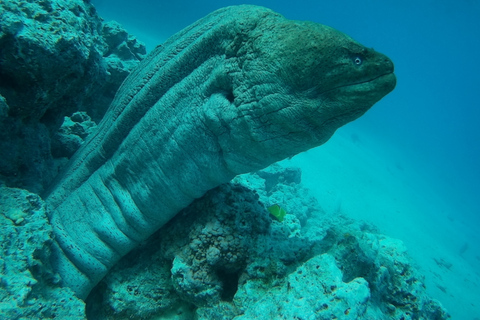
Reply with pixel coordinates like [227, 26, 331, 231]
[285, 123, 480, 320]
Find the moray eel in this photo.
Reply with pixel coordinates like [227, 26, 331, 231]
[43, 5, 396, 299]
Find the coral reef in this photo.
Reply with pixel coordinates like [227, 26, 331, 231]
[234, 254, 372, 319]
[0, 187, 85, 319]
[0, 1, 447, 318]
[86, 183, 271, 319]
[164, 184, 271, 306]
[0, 0, 146, 193]
[0, 112, 57, 192]
[86, 165, 450, 320]
[0, 163, 449, 319]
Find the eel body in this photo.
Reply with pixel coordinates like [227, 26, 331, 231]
[43, 5, 396, 299]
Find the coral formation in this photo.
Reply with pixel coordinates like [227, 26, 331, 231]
[234, 254, 372, 319]
[86, 165, 450, 320]
[0, 187, 85, 319]
[51, 112, 97, 158]
[0, 0, 146, 193]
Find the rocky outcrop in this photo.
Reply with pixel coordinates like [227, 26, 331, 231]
[86, 183, 271, 319]
[0, 187, 85, 319]
[51, 112, 97, 159]
[0, 0, 146, 193]
[0, 111, 57, 192]
[0, 0, 105, 123]
[86, 165, 450, 320]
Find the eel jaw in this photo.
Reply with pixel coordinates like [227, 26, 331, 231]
[320, 71, 397, 118]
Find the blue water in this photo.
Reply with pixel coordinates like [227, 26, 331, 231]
[92, 0, 480, 317]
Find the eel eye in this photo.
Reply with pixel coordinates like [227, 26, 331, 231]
[354, 57, 363, 65]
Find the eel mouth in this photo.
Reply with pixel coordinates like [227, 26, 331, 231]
[314, 72, 396, 128]
[322, 72, 397, 96]
[357, 71, 396, 88]
[348, 72, 396, 98]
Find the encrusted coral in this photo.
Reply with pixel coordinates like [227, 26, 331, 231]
[87, 182, 272, 318]
[0, 0, 146, 193]
[51, 112, 97, 158]
[87, 165, 450, 320]
[0, 187, 85, 319]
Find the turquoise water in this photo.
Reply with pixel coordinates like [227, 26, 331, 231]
[91, 0, 480, 318]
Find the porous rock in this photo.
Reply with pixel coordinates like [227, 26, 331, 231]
[256, 164, 302, 192]
[0, 102, 70, 192]
[85, 255, 183, 320]
[0, 0, 146, 193]
[0, 187, 85, 319]
[234, 163, 318, 226]
[0, 95, 8, 118]
[163, 183, 271, 306]
[51, 112, 97, 158]
[0, 0, 106, 122]
[234, 254, 371, 319]
[86, 165, 450, 320]
[339, 232, 450, 319]
[92, 20, 147, 122]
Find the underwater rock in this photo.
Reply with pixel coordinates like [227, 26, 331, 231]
[0, 95, 8, 118]
[86, 165, 449, 319]
[256, 164, 302, 192]
[0, 187, 85, 319]
[0, 0, 106, 122]
[51, 112, 97, 158]
[162, 183, 270, 306]
[234, 164, 319, 226]
[89, 20, 147, 122]
[0, 108, 58, 192]
[234, 254, 371, 319]
[85, 253, 182, 320]
[319, 226, 450, 319]
[0, 0, 145, 193]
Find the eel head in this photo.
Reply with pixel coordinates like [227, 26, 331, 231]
[208, 14, 396, 173]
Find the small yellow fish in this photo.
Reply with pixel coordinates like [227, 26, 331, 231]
[267, 204, 287, 222]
